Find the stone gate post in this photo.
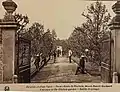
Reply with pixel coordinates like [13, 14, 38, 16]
[109, 1, 120, 83]
[0, 0, 18, 83]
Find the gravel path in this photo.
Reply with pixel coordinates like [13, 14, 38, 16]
[31, 57, 101, 83]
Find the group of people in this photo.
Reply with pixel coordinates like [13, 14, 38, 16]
[34, 53, 47, 71]
[34, 49, 87, 75]
[34, 53, 42, 71]
[53, 49, 86, 75]
[34, 51, 57, 71]
[68, 49, 86, 75]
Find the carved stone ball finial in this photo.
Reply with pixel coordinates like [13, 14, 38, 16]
[2, 0, 17, 22]
[109, 1, 120, 30]
[112, 1, 120, 14]
[2, 0, 17, 14]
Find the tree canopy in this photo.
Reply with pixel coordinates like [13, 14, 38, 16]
[68, 1, 111, 65]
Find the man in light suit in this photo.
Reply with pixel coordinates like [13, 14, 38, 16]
[68, 49, 72, 63]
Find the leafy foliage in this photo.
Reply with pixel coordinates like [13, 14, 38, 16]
[14, 12, 57, 61]
[22, 22, 57, 59]
[68, 1, 111, 65]
[14, 13, 29, 32]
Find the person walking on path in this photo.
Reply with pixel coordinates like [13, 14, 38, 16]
[34, 54, 40, 71]
[75, 55, 86, 75]
[68, 49, 72, 63]
[53, 50, 57, 63]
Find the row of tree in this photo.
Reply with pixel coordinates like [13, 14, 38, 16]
[14, 1, 112, 66]
[14, 13, 57, 60]
[68, 1, 111, 66]
[24, 23, 57, 59]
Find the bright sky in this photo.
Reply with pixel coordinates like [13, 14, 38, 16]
[0, 0, 116, 39]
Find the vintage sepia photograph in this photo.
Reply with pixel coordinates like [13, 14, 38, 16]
[0, 0, 119, 84]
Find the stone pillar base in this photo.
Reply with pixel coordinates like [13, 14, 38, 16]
[112, 72, 118, 83]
